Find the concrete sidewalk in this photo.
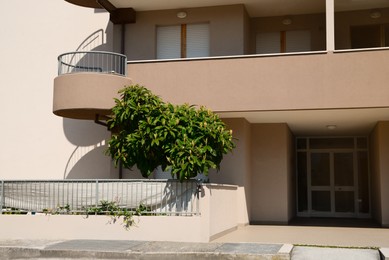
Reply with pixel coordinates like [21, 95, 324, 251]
[0, 239, 385, 260]
[292, 246, 380, 260]
[0, 240, 291, 259]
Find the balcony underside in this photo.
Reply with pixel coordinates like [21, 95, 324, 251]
[53, 73, 132, 120]
[65, 0, 102, 9]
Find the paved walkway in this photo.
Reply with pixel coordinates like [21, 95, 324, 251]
[0, 239, 385, 260]
[213, 225, 389, 248]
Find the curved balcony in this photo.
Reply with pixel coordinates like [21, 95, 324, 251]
[53, 51, 132, 120]
[57, 51, 127, 76]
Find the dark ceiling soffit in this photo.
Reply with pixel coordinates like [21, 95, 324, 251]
[110, 8, 136, 24]
[97, 0, 136, 24]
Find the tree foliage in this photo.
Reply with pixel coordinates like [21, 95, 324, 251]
[107, 85, 235, 181]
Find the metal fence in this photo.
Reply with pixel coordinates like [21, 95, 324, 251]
[58, 51, 127, 76]
[0, 180, 200, 216]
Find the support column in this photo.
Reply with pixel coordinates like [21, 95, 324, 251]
[370, 122, 389, 226]
[326, 0, 335, 52]
[250, 123, 294, 224]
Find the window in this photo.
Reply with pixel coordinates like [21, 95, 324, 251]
[157, 23, 210, 59]
[351, 24, 389, 49]
[156, 25, 181, 59]
[256, 30, 311, 54]
[285, 30, 311, 52]
[256, 32, 280, 54]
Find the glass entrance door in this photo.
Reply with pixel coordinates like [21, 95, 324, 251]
[333, 152, 355, 214]
[310, 152, 355, 216]
[310, 152, 331, 214]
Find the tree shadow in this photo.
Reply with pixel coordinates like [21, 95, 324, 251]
[62, 118, 111, 179]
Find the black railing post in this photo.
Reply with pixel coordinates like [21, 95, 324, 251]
[95, 180, 99, 215]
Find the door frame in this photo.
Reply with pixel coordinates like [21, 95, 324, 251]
[296, 137, 371, 218]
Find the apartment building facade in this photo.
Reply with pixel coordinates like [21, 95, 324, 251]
[2, 0, 389, 234]
[53, 0, 389, 227]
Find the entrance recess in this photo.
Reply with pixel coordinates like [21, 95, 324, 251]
[297, 137, 370, 218]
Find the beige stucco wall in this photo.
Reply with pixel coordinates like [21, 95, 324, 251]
[286, 127, 295, 220]
[250, 123, 294, 224]
[0, 215, 204, 242]
[128, 49, 389, 114]
[0, 1, 115, 180]
[243, 8, 251, 54]
[209, 118, 251, 225]
[53, 73, 132, 119]
[370, 124, 382, 224]
[203, 184, 239, 240]
[370, 122, 389, 226]
[119, 4, 247, 60]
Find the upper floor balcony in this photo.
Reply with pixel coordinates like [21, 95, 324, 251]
[53, 51, 132, 120]
[110, 2, 389, 102]
[65, 0, 389, 57]
[65, 0, 388, 58]
[128, 47, 389, 111]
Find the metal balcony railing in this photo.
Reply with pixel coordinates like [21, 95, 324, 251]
[58, 51, 127, 76]
[0, 179, 200, 216]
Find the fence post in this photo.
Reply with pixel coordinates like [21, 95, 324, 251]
[95, 180, 99, 215]
[196, 181, 201, 216]
[1, 181, 4, 215]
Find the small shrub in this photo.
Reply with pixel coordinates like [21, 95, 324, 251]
[107, 85, 235, 180]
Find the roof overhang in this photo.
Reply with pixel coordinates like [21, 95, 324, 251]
[110, 0, 388, 17]
[65, 0, 389, 17]
[219, 107, 389, 136]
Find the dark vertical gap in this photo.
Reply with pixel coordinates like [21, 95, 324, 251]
[121, 24, 126, 55]
[297, 152, 308, 212]
[380, 24, 385, 47]
[281, 31, 286, 53]
[181, 24, 187, 58]
[385, 24, 389, 47]
[119, 160, 123, 179]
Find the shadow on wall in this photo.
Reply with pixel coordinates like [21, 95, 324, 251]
[75, 26, 113, 52]
[63, 118, 111, 179]
[61, 23, 117, 179]
[65, 145, 111, 179]
[122, 167, 145, 179]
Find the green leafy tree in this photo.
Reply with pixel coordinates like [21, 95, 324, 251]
[107, 85, 235, 181]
